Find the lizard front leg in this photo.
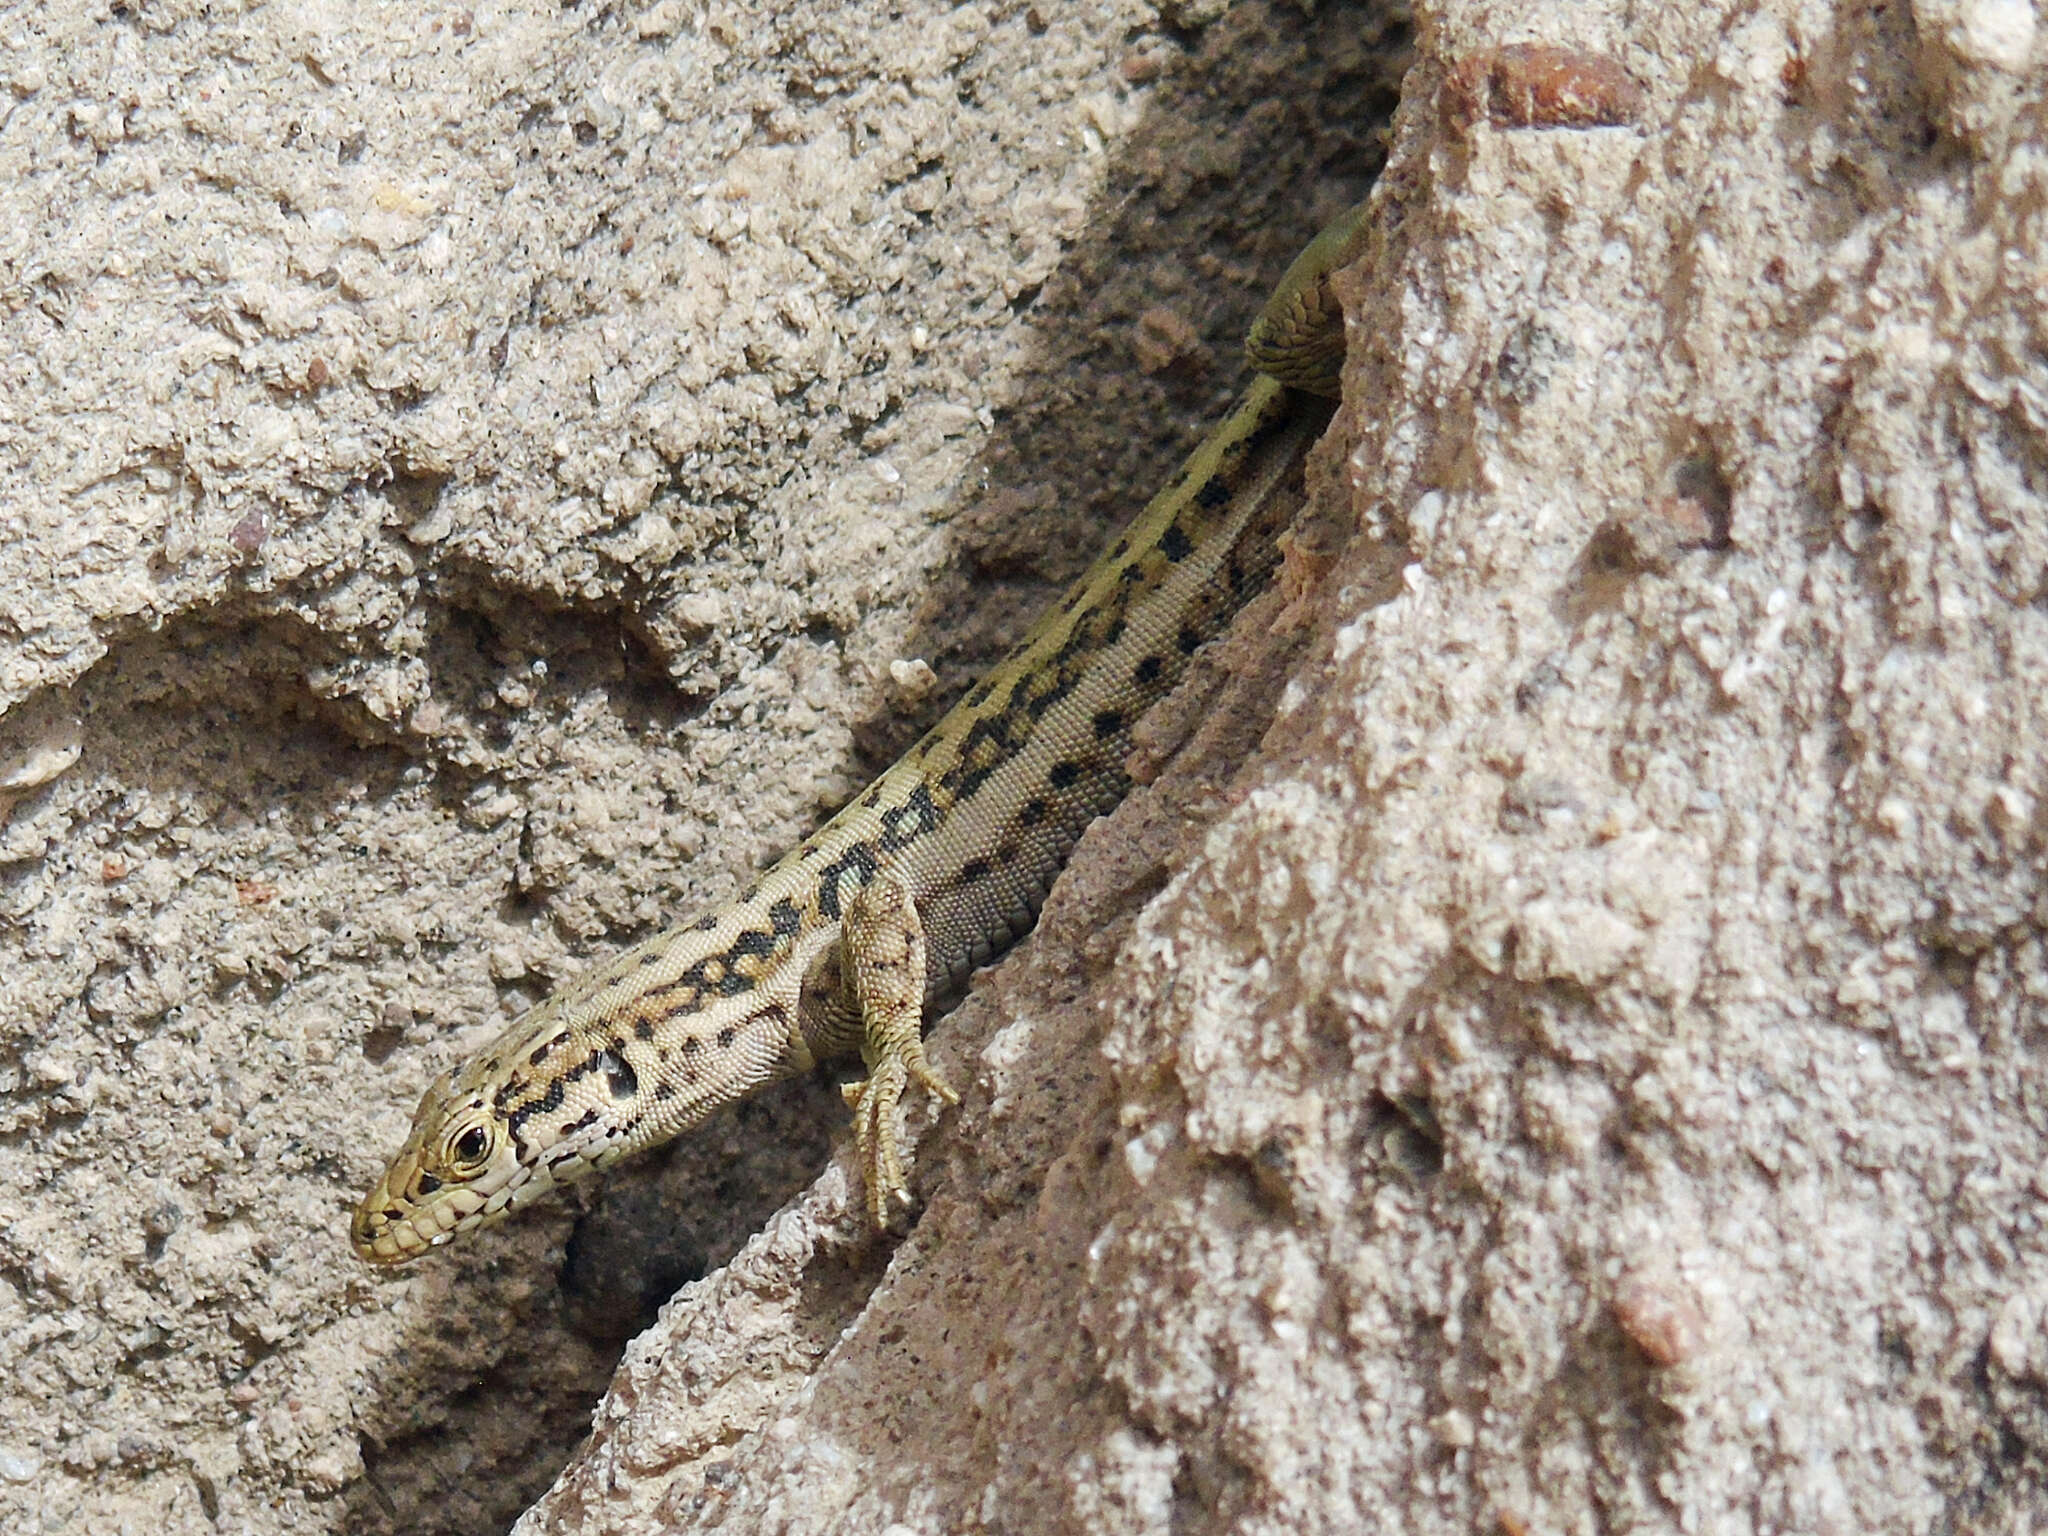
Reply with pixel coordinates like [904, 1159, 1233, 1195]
[802, 870, 959, 1225]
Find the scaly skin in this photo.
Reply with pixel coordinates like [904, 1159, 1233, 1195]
[351, 204, 1368, 1264]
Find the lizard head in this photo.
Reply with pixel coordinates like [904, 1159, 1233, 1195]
[351, 1068, 503, 1266]
[351, 936, 808, 1265]
[349, 1024, 649, 1266]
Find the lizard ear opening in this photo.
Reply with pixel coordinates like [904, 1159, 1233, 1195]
[596, 1049, 638, 1100]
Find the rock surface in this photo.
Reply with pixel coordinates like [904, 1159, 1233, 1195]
[4, 0, 2046, 1533]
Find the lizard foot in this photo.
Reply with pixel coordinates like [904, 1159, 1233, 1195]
[843, 1042, 958, 1226]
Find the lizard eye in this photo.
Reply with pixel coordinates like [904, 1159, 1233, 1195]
[447, 1123, 492, 1170]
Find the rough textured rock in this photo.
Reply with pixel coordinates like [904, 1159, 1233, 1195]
[5, 0, 2047, 1533]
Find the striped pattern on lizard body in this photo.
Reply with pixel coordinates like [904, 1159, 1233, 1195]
[351, 203, 1368, 1264]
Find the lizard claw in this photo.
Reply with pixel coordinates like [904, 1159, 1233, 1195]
[843, 1044, 957, 1226]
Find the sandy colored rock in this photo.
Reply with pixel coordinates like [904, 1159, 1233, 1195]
[4, 0, 2046, 1533]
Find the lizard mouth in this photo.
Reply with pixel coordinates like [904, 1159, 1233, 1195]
[350, 1146, 491, 1265]
[350, 1159, 434, 1266]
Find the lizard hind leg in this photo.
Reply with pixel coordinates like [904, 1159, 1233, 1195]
[836, 870, 960, 1226]
[1244, 200, 1373, 397]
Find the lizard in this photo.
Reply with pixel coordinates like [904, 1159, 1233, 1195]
[351, 202, 1369, 1265]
